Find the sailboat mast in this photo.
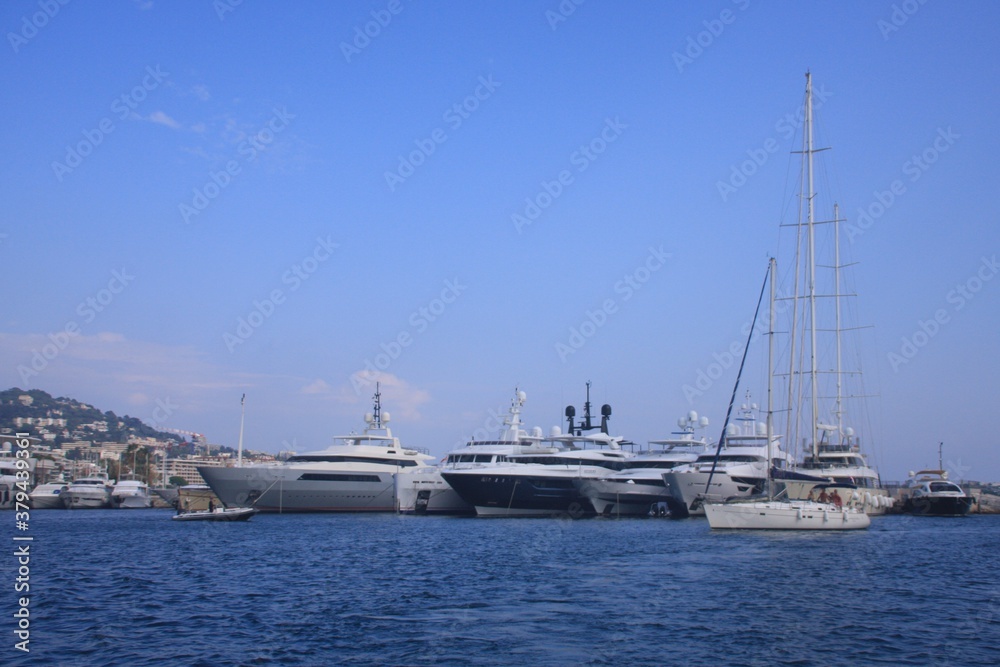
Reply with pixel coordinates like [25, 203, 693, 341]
[834, 202, 844, 442]
[767, 257, 776, 497]
[237, 393, 246, 467]
[805, 71, 820, 458]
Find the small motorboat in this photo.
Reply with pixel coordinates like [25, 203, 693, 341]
[171, 506, 259, 522]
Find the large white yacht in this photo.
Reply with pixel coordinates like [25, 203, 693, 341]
[199, 387, 435, 512]
[575, 411, 712, 517]
[111, 479, 154, 508]
[662, 399, 791, 517]
[30, 478, 69, 509]
[441, 384, 634, 517]
[785, 434, 893, 514]
[61, 471, 114, 509]
[395, 389, 554, 515]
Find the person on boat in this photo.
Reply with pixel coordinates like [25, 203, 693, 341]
[818, 488, 829, 503]
[208, 499, 215, 512]
[806, 489, 816, 502]
[830, 490, 843, 508]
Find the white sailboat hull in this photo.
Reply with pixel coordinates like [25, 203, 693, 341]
[704, 500, 870, 530]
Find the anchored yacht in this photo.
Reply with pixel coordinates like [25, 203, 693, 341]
[575, 411, 711, 517]
[396, 389, 554, 515]
[199, 387, 434, 512]
[61, 472, 114, 509]
[442, 383, 634, 517]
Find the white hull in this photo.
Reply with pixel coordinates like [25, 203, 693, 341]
[782, 480, 893, 515]
[114, 494, 153, 509]
[199, 465, 402, 512]
[395, 469, 473, 515]
[61, 489, 112, 509]
[112, 481, 153, 509]
[662, 467, 765, 517]
[575, 476, 671, 516]
[29, 483, 67, 509]
[705, 500, 870, 530]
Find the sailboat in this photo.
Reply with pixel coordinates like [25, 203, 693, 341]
[704, 73, 871, 530]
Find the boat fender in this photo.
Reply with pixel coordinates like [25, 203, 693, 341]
[864, 491, 872, 507]
[796, 508, 803, 520]
[874, 494, 882, 509]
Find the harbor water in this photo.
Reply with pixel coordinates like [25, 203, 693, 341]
[6, 511, 1000, 666]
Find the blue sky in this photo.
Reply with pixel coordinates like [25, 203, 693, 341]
[3, 1, 998, 481]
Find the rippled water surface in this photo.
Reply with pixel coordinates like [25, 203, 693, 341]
[6, 511, 1000, 666]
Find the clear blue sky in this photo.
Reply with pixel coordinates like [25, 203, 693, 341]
[3, 1, 998, 481]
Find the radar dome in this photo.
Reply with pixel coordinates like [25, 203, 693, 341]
[381, 411, 391, 423]
[688, 410, 698, 422]
[699, 416, 710, 427]
[517, 390, 527, 402]
[364, 413, 373, 424]
[550, 426, 563, 438]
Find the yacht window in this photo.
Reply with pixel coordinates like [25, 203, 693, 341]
[299, 473, 382, 483]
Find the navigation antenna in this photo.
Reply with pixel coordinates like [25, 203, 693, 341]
[372, 382, 382, 429]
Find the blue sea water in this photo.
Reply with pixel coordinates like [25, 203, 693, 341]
[4, 511, 1000, 666]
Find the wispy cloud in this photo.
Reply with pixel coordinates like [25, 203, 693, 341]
[148, 110, 180, 129]
[340, 371, 431, 420]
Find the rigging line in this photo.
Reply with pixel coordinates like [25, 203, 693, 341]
[704, 260, 771, 494]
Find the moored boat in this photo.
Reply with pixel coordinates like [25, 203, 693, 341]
[199, 385, 434, 512]
[395, 388, 551, 515]
[900, 468, 973, 517]
[29, 480, 68, 509]
[111, 479, 154, 509]
[61, 472, 114, 509]
[172, 506, 258, 522]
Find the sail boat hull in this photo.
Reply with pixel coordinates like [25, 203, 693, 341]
[704, 500, 870, 530]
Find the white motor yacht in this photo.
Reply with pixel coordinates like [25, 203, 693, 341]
[30, 480, 69, 509]
[199, 387, 434, 512]
[442, 384, 634, 517]
[662, 400, 790, 517]
[61, 472, 114, 509]
[575, 411, 712, 517]
[112, 479, 154, 508]
[396, 389, 554, 515]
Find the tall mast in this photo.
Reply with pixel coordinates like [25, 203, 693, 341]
[237, 393, 246, 467]
[805, 71, 820, 458]
[767, 257, 776, 498]
[834, 202, 844, 442]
